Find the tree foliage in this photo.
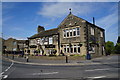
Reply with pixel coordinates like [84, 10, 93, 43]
[105, 41, 114, 55]
[114, 43, 120, 54]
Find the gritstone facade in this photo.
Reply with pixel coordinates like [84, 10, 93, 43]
[27, 12, 105, 57]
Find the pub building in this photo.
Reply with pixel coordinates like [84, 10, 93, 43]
[27, 11, 105, 57]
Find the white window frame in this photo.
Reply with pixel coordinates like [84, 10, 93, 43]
[73, 28, 76, 37]
[69, 29, 73, 37]
[73, 45, 77, 53]
[66, 29, 69, 38]
[66, 45, 69, 53]
[49, 37, 53, 44]
[91, 27, 95, 35]
[77, 45, 80, 54]
[63, 30, 66, 38]
[100, 31, 103, 37]
[76, 27, 80, 36]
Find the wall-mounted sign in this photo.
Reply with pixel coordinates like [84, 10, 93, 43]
[45, 45, 55, 48]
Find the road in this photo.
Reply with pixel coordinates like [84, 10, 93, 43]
[1, 55, 120, 80]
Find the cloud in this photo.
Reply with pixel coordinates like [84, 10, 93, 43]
[2, 0, 120, 2]
[96, 9, 118, 43]
[96, 12, 118, 30]
[38, 3, 93, 18]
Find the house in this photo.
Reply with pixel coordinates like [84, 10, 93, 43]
[28, 12, 105, 57]
[3, 38, 27, 54]
[28, 26, 59, 56]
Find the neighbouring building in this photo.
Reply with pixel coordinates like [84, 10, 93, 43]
[28, 12, 105, 57]
[3, 38, 27, 54]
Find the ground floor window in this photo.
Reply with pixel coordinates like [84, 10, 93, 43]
[67, 45, 69, 53]
[78, 46, 80, 53]
[63, 44, 80, 54]
[89, 45, 95, 53]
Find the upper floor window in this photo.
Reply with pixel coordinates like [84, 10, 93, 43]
[49, 37, 53, 44]
[63, 27, 80, 38]
[100, 31, 103, 37]
[30, 40, 36, 45]
[77, 27, 80, 36]
[70, 29, 72, 36]
[63, 30, 66, 37]
[13, 41, 16, 45]
[73, 28, 76, 36]
[91, 27, 95, 35]
[66, 30, 69, 37]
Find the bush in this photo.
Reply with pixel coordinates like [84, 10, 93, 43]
[105, 41, 114, 55]
[114, 43, 120, 54]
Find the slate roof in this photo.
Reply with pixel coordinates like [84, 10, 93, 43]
[58, 13, 105, 31]
[28, 28, 58, 39]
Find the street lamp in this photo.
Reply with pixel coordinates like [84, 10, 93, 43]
[12, 41, 15, 59]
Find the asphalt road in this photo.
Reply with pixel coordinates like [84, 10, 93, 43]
[1, 55, 120, 80]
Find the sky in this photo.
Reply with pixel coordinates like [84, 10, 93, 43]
[1, 2, 119, 44]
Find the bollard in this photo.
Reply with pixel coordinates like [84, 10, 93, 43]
[66, 55, 68, 63]
[12, 54, 14, 59]
[26, 56, 29, 62]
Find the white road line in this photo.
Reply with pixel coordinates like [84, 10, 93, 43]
[85, 68, 119, 72]
[0, 61, 14, 78]
[4, 61, 14, 72]
[87, 76, 106, 79]
[3, 75, 8, 79]
[0, 72, 4, 75]
[32, 72, 59, 75]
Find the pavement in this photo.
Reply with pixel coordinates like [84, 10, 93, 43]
[2, 55, 118, 66]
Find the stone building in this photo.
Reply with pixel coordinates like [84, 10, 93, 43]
[3, 38, 27, 54]
[28, 26, 59, 56]
[28, 12, 105, 57]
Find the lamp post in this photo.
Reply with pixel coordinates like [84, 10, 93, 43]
[12, 41, 15, 59]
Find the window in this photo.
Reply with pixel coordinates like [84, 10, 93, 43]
[77, 27, 80, 36]
[73, 28, 76, 36]
[13, 42, 16, 45]
[100, 31, 103, 37]
[66, 30, 69, 37]
[89, 45, 95, 53]
[70, 46, 73, 53]
[74, 45, 77, 53]
[49, 37, 53, 44]
[78, 46, 80, 53]
[63, 27, 80, 38]
[64, 45, 66, 53]
[91, 27, 95, 35]
[70, 29, 72, 36]
[67, 45, 69, 53]
[63, 30, 66, 37]
[30, 40, 36, 45]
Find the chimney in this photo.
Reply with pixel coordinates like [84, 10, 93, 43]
[93, 17, 95, 25]
[37, 25, 45, 33]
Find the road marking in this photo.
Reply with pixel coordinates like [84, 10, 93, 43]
[85, 68, 119, 72]
[32, 72, 59, 75]
[3, 75, 8, 79]
[1, 72, 4, 75]
[87, 76, 106, 79]
[4, 61, 14, 72]
[0, 61, 14, 79]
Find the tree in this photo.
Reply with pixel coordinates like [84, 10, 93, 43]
[105, 41, 114, 55]
[114, 43, 120, 54]
[117, 36, 120, 43]
[114, 36, 120, 54]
